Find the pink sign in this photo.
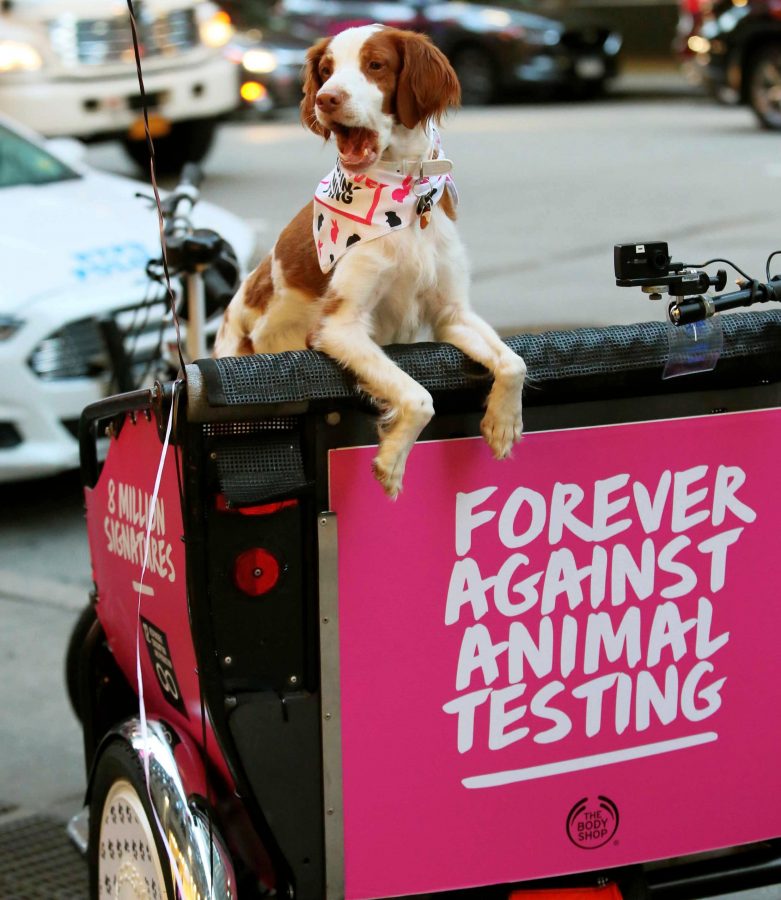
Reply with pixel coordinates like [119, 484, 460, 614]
[328, 409, 781, 899]
[85, 414, 232, 789]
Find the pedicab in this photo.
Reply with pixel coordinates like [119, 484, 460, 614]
[69, 243, 781, 899]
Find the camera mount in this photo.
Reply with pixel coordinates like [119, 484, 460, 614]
[614, 242, 781, 326]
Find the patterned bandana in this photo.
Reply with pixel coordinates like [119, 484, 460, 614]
[312, 136, 457, 274]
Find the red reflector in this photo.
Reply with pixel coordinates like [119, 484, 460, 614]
[233, 548, 280, 596]
[215, 494, 298, 516]
[510, 887, 622, 900]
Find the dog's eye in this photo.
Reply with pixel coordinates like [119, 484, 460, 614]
[320, 65, 332, 79]
[368, 60, 383, 71]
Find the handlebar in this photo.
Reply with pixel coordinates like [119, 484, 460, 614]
[179, 162, 203, 190]
[160, 163, 203, 222]
[669, 277, 781, 326]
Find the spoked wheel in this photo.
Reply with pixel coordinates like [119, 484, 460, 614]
[89, 742, 173, 900]
[748, 42, 781, 130]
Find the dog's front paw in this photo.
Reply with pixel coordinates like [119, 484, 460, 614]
[372, 454, 406, 499]
[481, 403, 523, 460]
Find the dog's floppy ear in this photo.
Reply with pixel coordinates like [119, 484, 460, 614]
[394, 31, 461, 130]
[300, 37, 332, 139]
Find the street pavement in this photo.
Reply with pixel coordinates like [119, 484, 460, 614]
[2, 64, 781, 897]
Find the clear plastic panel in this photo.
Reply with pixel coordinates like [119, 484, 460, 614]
[663, 314, 724, 379]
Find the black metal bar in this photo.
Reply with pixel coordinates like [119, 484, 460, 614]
[98, 318, 136, 394]
[79, 388, 153, 488]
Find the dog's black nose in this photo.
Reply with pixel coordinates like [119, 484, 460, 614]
[316, 89, 346, 111]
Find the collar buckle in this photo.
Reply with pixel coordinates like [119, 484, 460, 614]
[400, 157, 454, 178]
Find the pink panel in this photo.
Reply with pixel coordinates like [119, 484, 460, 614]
[329, 410, 781, 899]
[85, 413, 232, 788]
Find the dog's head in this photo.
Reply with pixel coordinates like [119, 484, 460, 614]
[300, 25, 461, 174]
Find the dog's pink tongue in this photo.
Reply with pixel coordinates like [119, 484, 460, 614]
[337, 127, 379, 173]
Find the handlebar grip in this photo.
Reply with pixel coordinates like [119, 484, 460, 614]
[179, 162, 203, 189]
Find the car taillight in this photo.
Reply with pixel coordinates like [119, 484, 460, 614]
[233, 548, 281, 596]
[770, 0, 781, 17]
[682, 0, 705, 14]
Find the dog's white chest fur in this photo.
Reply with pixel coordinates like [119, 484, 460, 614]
[369, 221, 442, 343]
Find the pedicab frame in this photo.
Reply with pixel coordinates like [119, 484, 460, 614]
[76, 310, 781, 899]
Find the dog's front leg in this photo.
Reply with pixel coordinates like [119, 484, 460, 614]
[313, 267, 434, 498]
[434, 307, 526, 460]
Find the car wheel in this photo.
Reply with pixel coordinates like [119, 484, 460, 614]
[64, 603, 97, 722]
[89, 741, 175, 900]
[451, 46, 497, 105]
[122, 117, 219, 175]
[749, 42, 781, 130]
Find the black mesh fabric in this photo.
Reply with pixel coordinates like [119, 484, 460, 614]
[195, 311, 781, 408]
[214, 435, 307, 503]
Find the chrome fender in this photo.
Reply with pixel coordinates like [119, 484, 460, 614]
[88, 717, 236, 900]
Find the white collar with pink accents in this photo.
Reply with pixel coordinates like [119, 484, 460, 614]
[312, 131, 457, 274]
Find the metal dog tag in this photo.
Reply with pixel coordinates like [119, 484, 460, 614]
[416, 189, 434, 228]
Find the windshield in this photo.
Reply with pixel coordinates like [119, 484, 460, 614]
[0, 123, 79, 188]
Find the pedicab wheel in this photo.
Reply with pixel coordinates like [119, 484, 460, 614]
[65, 603, 97, 722]
[89, 741, 174, 900]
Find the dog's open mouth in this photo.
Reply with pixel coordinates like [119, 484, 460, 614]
[331, 124, 379, 175]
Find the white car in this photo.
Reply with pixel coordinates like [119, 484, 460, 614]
[0, 115, 255, 482]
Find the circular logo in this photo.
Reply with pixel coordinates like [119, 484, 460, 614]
[566, 796, 620, 849]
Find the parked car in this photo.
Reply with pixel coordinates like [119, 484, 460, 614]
[219, 0, 309, 113]
[677, 0, 781, 129]
[0, 114, 255, 482]
[266, 0, 622, 104]
[225, 27, 310, 114]
[0, 0, 238, 173]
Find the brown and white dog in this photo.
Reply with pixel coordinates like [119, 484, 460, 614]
[214, 24, 526, 497]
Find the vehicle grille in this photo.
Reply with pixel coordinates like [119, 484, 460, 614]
[560, 27, 610, 51]
[29, 318, 107, 380]
[48, 7, 198, 68]
[28, 294, 173, 387]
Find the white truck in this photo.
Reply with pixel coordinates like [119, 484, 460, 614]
[0, 0, 237, 172]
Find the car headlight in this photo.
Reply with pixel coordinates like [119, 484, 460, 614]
[688, 35, 711, 54]
[242, 48, 278, 74]
[482, 9, 512, 27]
[0, 317, 24, 341]
[605, 32, 622, 55]
[199, 10, 233, 48]
[0, 40, 43, 73]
